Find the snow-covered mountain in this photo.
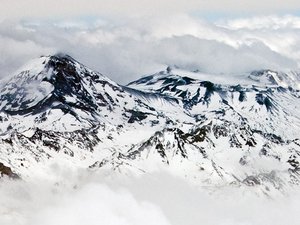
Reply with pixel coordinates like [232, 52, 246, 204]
[1, 54, 300, 194]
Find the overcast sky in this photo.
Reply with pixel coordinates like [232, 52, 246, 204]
[1, 1, 300, 83]
[2, 0, 300, 19]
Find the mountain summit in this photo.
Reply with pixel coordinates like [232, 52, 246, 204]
[0, 54, 300, 194]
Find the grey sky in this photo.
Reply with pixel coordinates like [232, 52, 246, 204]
[1, 0, 300, 20]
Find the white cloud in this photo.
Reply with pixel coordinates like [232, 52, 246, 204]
[0, 180, 171, 225]
[219, 15, 300, 30]
[31, 184, 170, 225]
[0, 14, 300, 85]
[1, 15, 300, 84]
[0, 168, 300, 225]
[0, 35, 54, 79]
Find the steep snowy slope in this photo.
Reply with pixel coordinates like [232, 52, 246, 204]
[0, 54, 183, 133]
[0, 55, 300, 194]
[0, 54, 186, 177]
[127, 67, 300, 192]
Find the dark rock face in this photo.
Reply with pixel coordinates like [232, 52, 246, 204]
[127, 110, 148, 123]
[0, 162, 19, 179]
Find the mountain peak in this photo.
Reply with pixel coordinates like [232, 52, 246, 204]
[38, 53, 76, 62]
[9, 53, 79, 83]
[0, 54, 117, 116]
[51, 52, 74, 59]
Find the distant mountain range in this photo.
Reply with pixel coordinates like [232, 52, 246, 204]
[0, 53, 300, 194]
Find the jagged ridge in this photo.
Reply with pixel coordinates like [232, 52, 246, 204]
[0, 55, 300, 195]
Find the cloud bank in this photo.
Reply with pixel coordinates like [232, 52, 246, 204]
[1, 14, 300, 84]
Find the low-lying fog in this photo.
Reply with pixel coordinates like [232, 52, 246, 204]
[0, 165, 299, 225]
